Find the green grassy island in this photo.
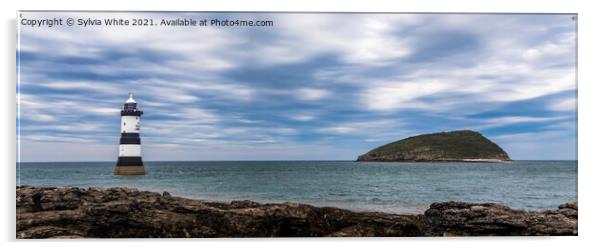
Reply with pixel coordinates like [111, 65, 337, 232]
[357, 130, 511, 162]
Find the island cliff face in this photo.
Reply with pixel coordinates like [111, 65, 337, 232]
[17, 186, 576, 238]
[357, 130, 511, 162]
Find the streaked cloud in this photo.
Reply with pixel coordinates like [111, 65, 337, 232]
[296, 88, 331, 101]
[17, 13, 577, 161]
[290, 115, 316, 122]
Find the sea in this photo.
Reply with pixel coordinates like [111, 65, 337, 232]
[17, 160, 577, 214]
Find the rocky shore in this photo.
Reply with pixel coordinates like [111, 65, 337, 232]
[16, 186, 577, 238]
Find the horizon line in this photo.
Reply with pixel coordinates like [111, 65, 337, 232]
[16, 159, 578, 163]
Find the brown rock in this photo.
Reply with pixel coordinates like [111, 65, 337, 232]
[16, 186, 576, 238]
[423, 201, 577, 236]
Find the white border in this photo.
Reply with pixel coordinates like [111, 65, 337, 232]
[3, 0, 601, 249]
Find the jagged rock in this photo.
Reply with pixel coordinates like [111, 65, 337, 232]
[423, 201, 577, 236]
[16, 186, 576, 238]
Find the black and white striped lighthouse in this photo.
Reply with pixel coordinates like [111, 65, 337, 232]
[113, 93, 145, 175]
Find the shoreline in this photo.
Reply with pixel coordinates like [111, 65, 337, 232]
[16, 184, 563, 215]
[17, 186, 577, 238]
[356, 159, 513, 163]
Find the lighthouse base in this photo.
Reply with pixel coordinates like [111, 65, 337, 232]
[113, 166, 145, 175]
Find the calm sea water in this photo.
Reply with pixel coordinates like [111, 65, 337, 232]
[17, 161, 577, 214]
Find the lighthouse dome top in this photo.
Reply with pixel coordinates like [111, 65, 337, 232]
[125, 93, 137, 103]
[122, 93, 142, 114]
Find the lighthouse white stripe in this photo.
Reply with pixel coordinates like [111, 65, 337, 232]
[119, 144, 141, 157]
[120, 116, 140, 133]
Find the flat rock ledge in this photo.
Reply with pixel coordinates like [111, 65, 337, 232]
[16, 186, 577, 238]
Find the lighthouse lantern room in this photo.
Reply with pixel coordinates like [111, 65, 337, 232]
[114, 93, 145, 175]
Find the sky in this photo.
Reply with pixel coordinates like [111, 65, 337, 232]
[17, 12, 577, 161]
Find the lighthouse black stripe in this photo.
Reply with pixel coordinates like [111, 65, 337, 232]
[120, 137, 141, 144]
[119, 133, 141, 144]
[121, 133, 140, 137]
[121, 110, 143, 116]
[116, 156, 144, 166]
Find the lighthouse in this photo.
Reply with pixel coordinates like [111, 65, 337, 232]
[113, 93, 145, 175]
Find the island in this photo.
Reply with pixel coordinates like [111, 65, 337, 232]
[357, 130, 511, 162]
[16, 186, 576, 238]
